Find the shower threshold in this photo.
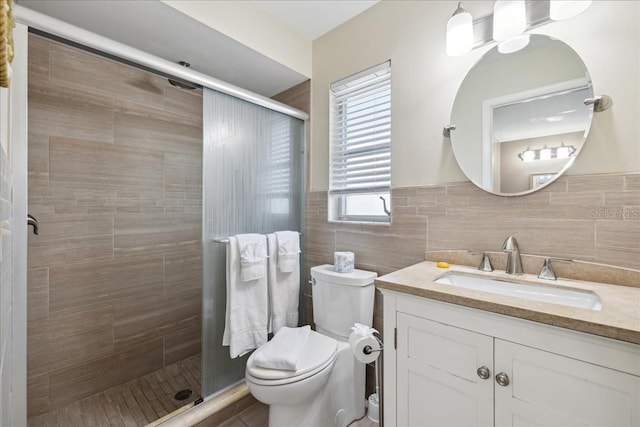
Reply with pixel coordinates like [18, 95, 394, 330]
[28, 354, 202, 427]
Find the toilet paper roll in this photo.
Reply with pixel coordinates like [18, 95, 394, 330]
[334, 251, 355, 273]
[350, 334, 381, 364]
[349, 330, 361, 350]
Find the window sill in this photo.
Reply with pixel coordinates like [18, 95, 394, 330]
[328, 219, 391, 226]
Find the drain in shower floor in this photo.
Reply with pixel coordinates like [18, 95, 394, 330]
[174, 389, 193, 401]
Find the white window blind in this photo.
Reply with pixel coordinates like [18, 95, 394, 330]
[329, 61, 391, 222]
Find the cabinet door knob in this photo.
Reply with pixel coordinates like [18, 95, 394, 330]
[476, 366, 491, 380]
[495, 372, 510, 387]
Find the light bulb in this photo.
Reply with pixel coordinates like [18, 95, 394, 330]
[540, 146, 551, 160]
[550, 0, 592, 21]
[520, 149, 535, 162]
[557, 146, 570, 159]
[447, 3, 474, 56]
[493, 0, 526, 42]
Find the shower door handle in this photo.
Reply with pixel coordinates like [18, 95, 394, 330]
[27, 214, 39, 235]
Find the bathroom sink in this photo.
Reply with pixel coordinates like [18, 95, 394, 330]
[435, 272, 602, 310]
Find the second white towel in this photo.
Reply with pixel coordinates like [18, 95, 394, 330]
[236, 233, 268, 281]
[267, 233, 300, 334]
[275, 230, 301, 273]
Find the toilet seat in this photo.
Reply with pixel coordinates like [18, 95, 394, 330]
[247, 330, 338, 386]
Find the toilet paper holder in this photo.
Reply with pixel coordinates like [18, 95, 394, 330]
[363, 345, 382, 355]
[362, 334, 384, 355]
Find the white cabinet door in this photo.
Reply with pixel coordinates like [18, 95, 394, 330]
[396, 313, 494, 427]
[494, 339, 640, 427]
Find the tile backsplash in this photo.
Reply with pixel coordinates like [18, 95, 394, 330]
[305, 173, 640, 282]
[303, 172, 640, 326]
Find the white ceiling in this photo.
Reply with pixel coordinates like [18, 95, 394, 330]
[252, 0, 379, 41]
[16, 0, 379, 97]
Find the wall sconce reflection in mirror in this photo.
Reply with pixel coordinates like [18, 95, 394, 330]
[517, 143, 576, 162]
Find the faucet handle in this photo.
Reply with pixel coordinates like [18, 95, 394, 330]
[538, 257, 572, 281]
[468, 250, 494, 272]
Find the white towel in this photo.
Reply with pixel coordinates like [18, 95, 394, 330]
[253, 326, 311, 371]
[222, 235, 268, 358]
[275, 231, 301, 273]
[236, 233, 268, 281]
[267, 233, 300, 334]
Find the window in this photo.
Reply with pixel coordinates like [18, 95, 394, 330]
[329, 61, 391, 223]
[266, 114, 293, 215]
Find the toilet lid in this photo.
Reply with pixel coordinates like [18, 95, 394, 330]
[247, 330, 338, 382]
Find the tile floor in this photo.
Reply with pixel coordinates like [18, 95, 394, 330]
[28, 351, 380, 427]
[219, 401, 379, 427]
[28, 354, 202, 427]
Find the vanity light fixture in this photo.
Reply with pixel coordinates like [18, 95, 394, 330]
[493, 0, 526, 42]
[446, 2, 474, 56]
[517, 143, 577, 162]
[446, 0, 594, 57]
[549, 0, 592, 21]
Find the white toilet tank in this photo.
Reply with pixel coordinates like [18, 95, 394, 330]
[310, 264, 377, 340]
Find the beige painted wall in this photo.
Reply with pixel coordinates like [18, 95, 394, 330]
[311, 0, 640, 190]
[163, 0, 311, 77]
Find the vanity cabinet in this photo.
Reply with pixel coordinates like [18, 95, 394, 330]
[396, 313, 493, 426]
[383, 291, 640, 427]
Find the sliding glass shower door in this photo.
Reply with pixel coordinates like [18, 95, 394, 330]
[201, 89, 305, 396]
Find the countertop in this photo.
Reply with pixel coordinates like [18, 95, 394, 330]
[375, 261, 640, 345]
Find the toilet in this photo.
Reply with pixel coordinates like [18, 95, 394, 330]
[245, 264, 377, 427]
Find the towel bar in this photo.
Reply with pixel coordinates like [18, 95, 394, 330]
[213, 232, 302, 244]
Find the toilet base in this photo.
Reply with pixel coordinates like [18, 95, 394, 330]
[267, 342, 365, 427]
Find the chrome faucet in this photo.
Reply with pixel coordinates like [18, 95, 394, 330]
[501, 236, 523, 275]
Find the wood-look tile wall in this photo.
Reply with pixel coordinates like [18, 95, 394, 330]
[304, 173, 640, 325]
[304, 173, 640, 396]
[27, 35, 203, 416]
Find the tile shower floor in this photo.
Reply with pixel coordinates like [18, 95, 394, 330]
[28, 354, 202, 427]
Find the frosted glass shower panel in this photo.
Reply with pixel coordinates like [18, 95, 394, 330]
[201, 89, 304, 396]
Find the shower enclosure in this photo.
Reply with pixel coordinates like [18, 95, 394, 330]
[202, 89, 305, 395]
[25, 34, 206, 425]
[24, 31, 305, 426]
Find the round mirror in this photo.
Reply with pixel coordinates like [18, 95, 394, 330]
[450, 34, 594, 196]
